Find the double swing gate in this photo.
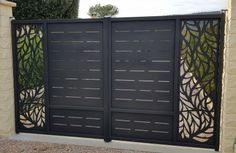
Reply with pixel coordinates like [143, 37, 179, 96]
[12, 14, 224, 149]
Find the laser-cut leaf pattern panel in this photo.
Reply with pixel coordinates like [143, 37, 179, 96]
[15, 24, 45, 130]
[179, 19, 220, 144]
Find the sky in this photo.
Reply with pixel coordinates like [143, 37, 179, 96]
[79, 0, 227, 18]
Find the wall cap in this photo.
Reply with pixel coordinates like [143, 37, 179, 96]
[0, 0, 16, 7]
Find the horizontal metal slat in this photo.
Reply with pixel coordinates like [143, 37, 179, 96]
[50, 96, 103, 107]
[112, 53, 173, 64]
[112, 71, 172, 81]
[49, 105, 104, 111]
[50, 87, 102, 97]
[48, 32, 101, 41]
[112, 41, 174, 52]
[49, 60, 102, 69]
[48, 42, 101, 51]
[112, 81, 172, 91]
[49, 69, 102, 78]
[113, 90, 171, 100]
[49, 78, 102, 89]
[112, 99, 173, 111]
[112, 20, 175, 32]
[49, 50, 102, 60]
[112, 30, 173, 42]
[48, 23, 103, 33]
[112, 63, 173, 72]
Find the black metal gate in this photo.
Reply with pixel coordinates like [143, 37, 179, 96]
[12, 14, 225, 150]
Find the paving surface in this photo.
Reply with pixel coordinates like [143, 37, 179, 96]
[0, 137, 151, 153]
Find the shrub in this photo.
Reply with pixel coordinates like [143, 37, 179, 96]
[10, 0, 79, 19]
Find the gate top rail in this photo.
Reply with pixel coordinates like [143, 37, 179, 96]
[11, 13, 224, 24]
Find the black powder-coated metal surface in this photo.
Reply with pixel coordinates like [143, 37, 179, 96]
[12, 14, 225, 150]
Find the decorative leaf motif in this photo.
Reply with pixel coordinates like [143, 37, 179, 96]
[16, 24, 45, 129]
[179, 20, 219, 143]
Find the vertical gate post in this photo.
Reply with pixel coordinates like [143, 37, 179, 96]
[0, 0, 16, 136]
[173, 17, 180, 143]
[103, 17, 112, 142]
[43, 21, 50, 133]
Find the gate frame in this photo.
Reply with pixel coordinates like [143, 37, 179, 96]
[11, 13, 225, 150]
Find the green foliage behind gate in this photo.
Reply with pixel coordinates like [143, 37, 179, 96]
[10, 0, 79, 19]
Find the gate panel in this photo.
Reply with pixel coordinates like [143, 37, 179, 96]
[111, 20, 176, 141]
[112, 113, 172, 141]
[13, 24, 46, 131]
[47, 22, 104, 136]
[50, 109, 103, 136]
[178, 19, 222, 146]
[111, 20, 175, 111]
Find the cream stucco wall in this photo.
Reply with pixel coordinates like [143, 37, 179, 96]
[0, 0, 16, 136]
[220, 0, 236, 153]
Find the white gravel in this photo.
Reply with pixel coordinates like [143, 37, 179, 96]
[0, 137, 152, 153]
